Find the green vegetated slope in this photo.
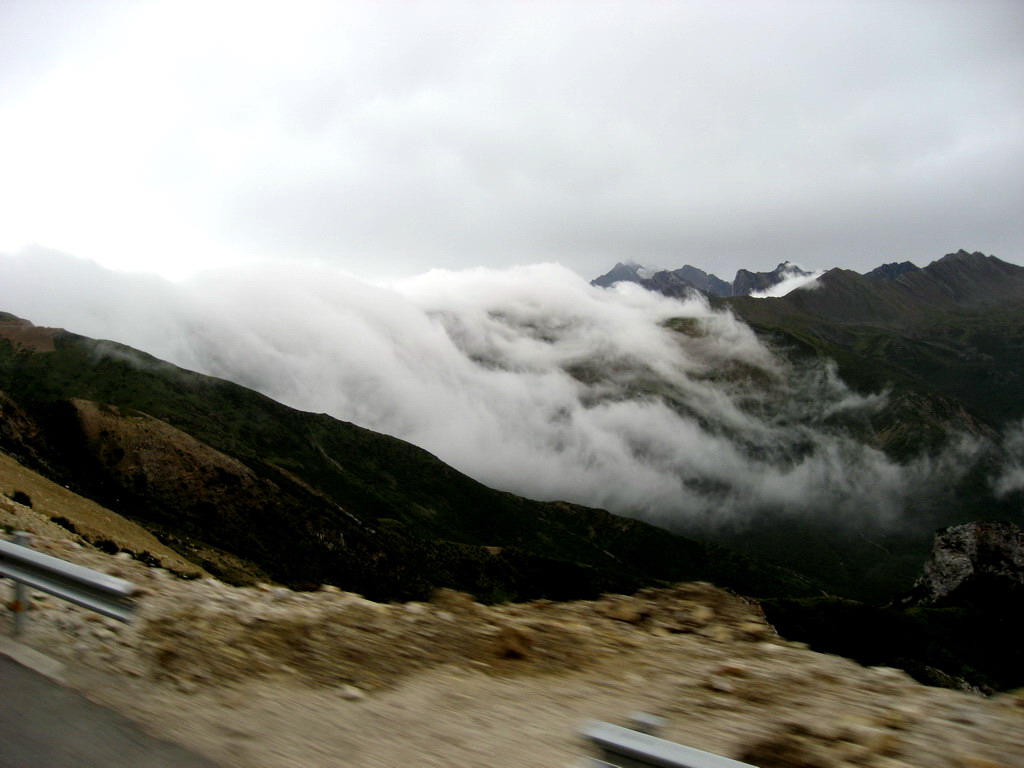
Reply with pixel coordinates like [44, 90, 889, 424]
[713, 252, 1024, 690]
[725, 251, 1024, 433]
[705, 251, 1024, 591]
[0, 316, 813, 603]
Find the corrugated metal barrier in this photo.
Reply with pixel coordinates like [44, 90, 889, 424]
[1, 532, 136, 634]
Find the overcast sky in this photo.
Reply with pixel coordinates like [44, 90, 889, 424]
[1, 0, 1022, 282]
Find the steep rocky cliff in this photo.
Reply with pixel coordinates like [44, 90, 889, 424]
[762, 520, 1024, 694]
[908, 520, 1024, 607]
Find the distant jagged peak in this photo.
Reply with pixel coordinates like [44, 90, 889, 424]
[672, 265, 733, 297]
[590, 261, 657, 288]
[593, 259, 817, 299]
[733, 261, 814, 296]
[619, 258, 661, 278]
[590, 260, 725, 293]
[926, 249, 1021, 276]
[908, 249, 1024, 305]
[730, 249, 1024, 333]
[936, 249, 990, 264]
[865, 261, 920, 281]
[633, 263, 660, 280]
[594, 258, 867, 300]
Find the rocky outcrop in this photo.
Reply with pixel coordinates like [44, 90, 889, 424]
[908, 520, 1024, 606]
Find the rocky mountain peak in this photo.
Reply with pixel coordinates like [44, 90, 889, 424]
[939, 249, 988, 263]
[903, 250, 1024, 306]
[592, 260, 816, 299]
[590, 262, 646, 288]
[864, 261, 920, 281]
[732, 261, 813, 296]
[591, 262, 732, 297]
[908, 520, 1024, 606]
[673, 265, 733, 297]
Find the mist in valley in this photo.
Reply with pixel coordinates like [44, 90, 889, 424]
[0, 248, 1007, 534]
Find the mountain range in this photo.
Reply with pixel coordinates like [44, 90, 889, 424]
[594, 250, 1024, 433]
[2, 247, 1022, 690]
[0, 312, 810, 603]
[591, 260, 814, 297]
[593, 249, 1022, 568]
[723, 250, 1024, 429]
[591, 248, 1024, 690]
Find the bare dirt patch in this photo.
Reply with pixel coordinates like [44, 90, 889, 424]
[0, 314, 57, 352]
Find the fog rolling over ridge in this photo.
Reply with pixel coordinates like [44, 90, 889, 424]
[0, 249, 993, 530]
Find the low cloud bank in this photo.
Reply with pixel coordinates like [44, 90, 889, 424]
[994, 420, 1024, 498]
[0, 248, 999, 529]
[749, 266, 825, 298]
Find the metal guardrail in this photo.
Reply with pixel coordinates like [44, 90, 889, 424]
[0, 532, 137, 634]
[581, 719, 756, 768]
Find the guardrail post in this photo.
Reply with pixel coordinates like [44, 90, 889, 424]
[0, 534, 137, 626]
[581, 720, 757, 768]
[629, 713, 666, 736]
[11, 531, 31, 637]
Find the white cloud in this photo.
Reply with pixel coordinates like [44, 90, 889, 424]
[994, 420, 1024, 497]
[0, 1, 1021, 281]
[749, 269, 825, 298]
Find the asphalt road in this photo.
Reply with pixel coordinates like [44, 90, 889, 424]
[0, 655, 221, 767]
